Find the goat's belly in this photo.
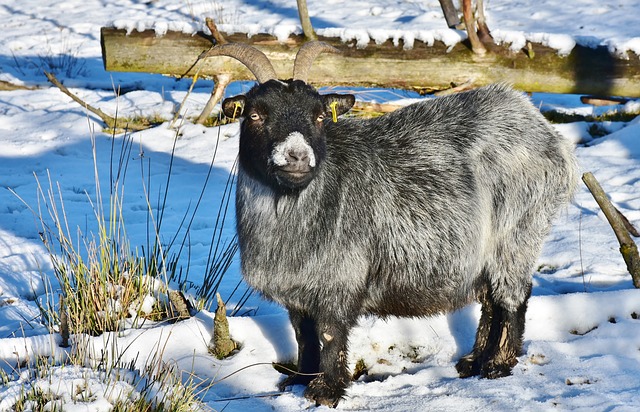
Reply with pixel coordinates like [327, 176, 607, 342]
[362, 272, 475, 318]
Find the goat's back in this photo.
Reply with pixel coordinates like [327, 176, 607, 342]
[236, 84, 577, 317]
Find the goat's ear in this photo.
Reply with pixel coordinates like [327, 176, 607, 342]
[222, 96, 247, 119]
[322, 94, 356, 118]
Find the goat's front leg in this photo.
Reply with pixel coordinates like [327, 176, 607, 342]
[278, 309, 321, 390]
[304, 320, 352, 408]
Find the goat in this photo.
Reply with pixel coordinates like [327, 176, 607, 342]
[205, 41, 578, 407]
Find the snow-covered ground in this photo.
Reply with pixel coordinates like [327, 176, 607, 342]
[1, 0, 640, 410]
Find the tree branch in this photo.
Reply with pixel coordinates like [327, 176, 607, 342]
[582, 172, 640, 288]
[44, 71, 150, 131]
[196, 73, 232, 124]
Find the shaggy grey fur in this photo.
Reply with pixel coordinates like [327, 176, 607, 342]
[232, 82, 578, 407]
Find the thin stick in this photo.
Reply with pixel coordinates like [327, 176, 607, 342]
[205, 17, 227, 45]
[44, 71, 149, 131]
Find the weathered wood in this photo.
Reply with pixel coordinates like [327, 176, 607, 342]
[296, 0, 317, 41]
[582, 172, 640, 288]
[462, 0, 486, 55]
[101, 27, 640, 97]
[580, 95, 630, 106]
[167, 290, 192, 321]
[45, 71, 152, 131]
[438, 0, 461, 28]
[197, 73, 231, 124]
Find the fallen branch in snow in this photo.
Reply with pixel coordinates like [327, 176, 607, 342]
[44, 71, 151, 131]
[0, 80, 37, 91]
[582, 172, 640, 288]
[617, 210, 640, 238]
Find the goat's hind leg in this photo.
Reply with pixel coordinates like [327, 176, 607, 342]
[456, 276, 494, 378]
[456, 273, 531, 379]
[479, 279, 530, 379]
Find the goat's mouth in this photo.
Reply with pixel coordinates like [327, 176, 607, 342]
[274, 165, 314, 187]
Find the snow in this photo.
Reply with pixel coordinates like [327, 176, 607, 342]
[1, 0, 640, 411]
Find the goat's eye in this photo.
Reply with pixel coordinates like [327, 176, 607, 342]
[249, 113, 261, 121]
[316, 114, 325, 122]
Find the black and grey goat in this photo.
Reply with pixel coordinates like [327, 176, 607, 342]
[206, 41, 578, 407]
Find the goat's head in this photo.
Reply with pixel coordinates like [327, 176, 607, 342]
[206, 42, 355, 191]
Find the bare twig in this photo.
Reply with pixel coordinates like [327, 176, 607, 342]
[193, 18, 232, 124]
[44, 71, 150, 131]
[352, 101, 403, 114]
[582, 172, 640, 288]
[434, 79, 475, 96]
[0, 80, 36, 91]
[205, 17, 227, 45]
[616, 207, 640, 238]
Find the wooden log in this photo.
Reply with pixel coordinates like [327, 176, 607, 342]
[101, 27, 640, 97]
[582, 172, 640, 288]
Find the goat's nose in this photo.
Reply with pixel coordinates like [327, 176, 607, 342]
[286, 149, 309, 164]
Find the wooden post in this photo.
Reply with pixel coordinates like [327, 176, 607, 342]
[196, 73, 232, 124]
[438, 0, 460, 28]
[462, 0, 486, 55]
[297, 0, 317, 41]
[582, 172, 640, 288]
[475, 0, 493, 44]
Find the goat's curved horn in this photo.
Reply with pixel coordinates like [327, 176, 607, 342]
[293, 41, 340, 83]
[202, 43, 277, 84]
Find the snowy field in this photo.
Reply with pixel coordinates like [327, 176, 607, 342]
[1, 0, 640, 410]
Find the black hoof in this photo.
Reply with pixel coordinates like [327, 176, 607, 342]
[304, 377, 345, 408]
[278, 374, 314, 391]
[455, 354, 481, 378]
[481, 360, 515, 379]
